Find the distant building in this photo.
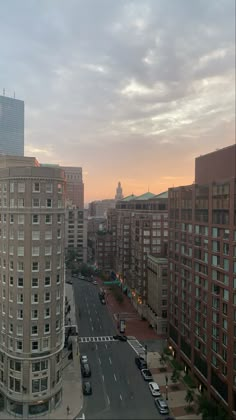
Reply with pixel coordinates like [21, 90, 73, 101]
[146, 256, 168, 336]
[107, 191, 168, 315]
[0, 94, 24, 156]
[88, 199, 116, 217]
[62, 166, 84, 209]
[65, 205, 88, 263]
[168, 144, 236, 417]
[115, 181, 124, 201]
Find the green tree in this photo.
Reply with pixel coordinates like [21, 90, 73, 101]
[197, 395, 229, 420]
[185, 389, 194, 406]
[171, 368, 180, 384]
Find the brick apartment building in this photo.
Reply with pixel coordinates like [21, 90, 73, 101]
[107, 192, 168, 315]
[168, 144, 236, 416]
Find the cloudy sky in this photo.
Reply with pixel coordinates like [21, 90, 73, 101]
[1, 0, 235, 203]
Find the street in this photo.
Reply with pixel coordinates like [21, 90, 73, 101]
[73, 278, 163, 419]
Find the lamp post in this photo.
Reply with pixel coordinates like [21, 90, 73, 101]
[165, 375, 168, 400]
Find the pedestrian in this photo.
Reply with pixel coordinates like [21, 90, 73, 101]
[67, 405, 70, 415]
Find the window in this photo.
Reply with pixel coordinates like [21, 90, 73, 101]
[31, 341, 39, 352]
[44, 308, 50, 318]
[45, 214, 52, 224]
[17, 325, 23, 336]
[17, 310, 23, 319]
[44, 292, 50, 302]
[57, 274, 60, 284]
[42, 338, 49, 350]
[31, 310, 38, 320]
[32, 246, 39, 256]
[46, 199, 52, 208]
[10, 214, 14, 223]
[32, 231, 40, 240]
[10, 377, 21, 393]
[18, 183, 25, 193]
[46, 183, 52, 193]
[18, 215, 24, 224]
[57, 229, 61, 238]
[17, 247, 24, 257]
[31, 294, 38, 304]
[32, 377, 48, 393]
[44, 324, 50, 334]
[31, 326, 38, 335]
[32, 278, 38, 288]
[18, 278, 24, 287]
[18, 261, 24, 271]
[57, 214, 61, 224]
[32, 198, 40, 207]
[45, 246, 51, 256]
[45, 231, 52, 240]
[16, 341, 23, 352]
[18, 198, 24, 208]
[45, 276, 50, 286]
[33, 182, 40, 192]
[18, 231, 24, 240]
[56, 319, 60, 330]
[32, 215, 39, 224]
[10, 182, 14, 193]
[45, 260, 51, 270]
[32, 360, 48, 372]
[17, 293, 24, 304]
[32, 262, 39, 272]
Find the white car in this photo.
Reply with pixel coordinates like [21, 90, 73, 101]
[80, 355, 88, 365]
[149, 381, 161, 397]
[93, 281, 98, 285]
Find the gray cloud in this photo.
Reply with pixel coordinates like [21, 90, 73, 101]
[0, 0, 235, 201]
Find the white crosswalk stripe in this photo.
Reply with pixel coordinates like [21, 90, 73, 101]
[78, 336, 116, 343]
[128, 338, 146, 357]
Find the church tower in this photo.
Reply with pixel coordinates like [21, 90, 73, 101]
[115, 181, 123, 200]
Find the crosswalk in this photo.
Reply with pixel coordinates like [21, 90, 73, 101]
[78, 336, 116, 343]
[128, 337, 146, 357]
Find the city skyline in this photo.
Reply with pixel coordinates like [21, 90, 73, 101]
[0, 0, 235, 203]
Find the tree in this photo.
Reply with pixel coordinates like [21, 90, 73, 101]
[171, 368, 180, 384]
[185, 389, 194, 406]
[197, 395, 229, 420]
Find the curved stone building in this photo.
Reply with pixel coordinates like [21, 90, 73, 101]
[0, 156, 65, 417]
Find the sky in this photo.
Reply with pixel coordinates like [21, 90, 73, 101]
[0, 0, 235, 203]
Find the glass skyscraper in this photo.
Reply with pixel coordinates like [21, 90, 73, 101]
[0, 95, 24, 156]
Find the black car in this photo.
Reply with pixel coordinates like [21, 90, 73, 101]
[135, 356, 147, 370]
[113, 334, 127, 342]
[83, 381, 92, 395]
[81, 363, 91, 378]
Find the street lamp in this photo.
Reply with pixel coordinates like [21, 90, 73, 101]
[165, 375, 168, 400]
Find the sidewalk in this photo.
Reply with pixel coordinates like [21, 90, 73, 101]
[98, 278, 201, 420]
[148, 352, 202, 420]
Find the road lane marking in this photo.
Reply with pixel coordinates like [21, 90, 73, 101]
[102, 375, 104, 382]
[98, 357, 101, 365]
[90, 317, 92, 322]
[114, 373, 117, 381]
[100, 325, 102, 329]
[109, 357, 112, 365]
[107, 395, 110, 405]
[91, 326, 94, 331]
[105, 344, 107, 349]
[120, 394, 122, 401]
[95, 344, 98, 350]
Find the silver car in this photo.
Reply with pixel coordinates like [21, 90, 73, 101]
[149, 381, 161, 397]
[155, 397, 169, 415]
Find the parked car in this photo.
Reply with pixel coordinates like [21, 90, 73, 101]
[135, 356, 147, 370]
[148, 381, 161, 397]
[93, 281, 98, 285]
[66, 279, 73, 285]
[141, 368, 153, 381]
[81, 363, 91, 378]
[82, 381, 92, 395]
[154, 397, 169, 415]
[80, 354, 88, 365]
[113, 334, 127, 342]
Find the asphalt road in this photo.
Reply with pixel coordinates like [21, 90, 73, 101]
[73, 278, 164, 420]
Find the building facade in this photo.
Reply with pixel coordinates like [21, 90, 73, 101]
[0, 156, 65, 417]
[88, 199, 116, 218]
[65, 206, 88, 264]
[107, 192, 168, 314]
[62, 167, 84, 209]
[146, 256, 168, 335]
[0, 95, 24, 156]
[168, 144, 236, 417]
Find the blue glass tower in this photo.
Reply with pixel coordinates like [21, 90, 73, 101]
[0, 94, 24, 156]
